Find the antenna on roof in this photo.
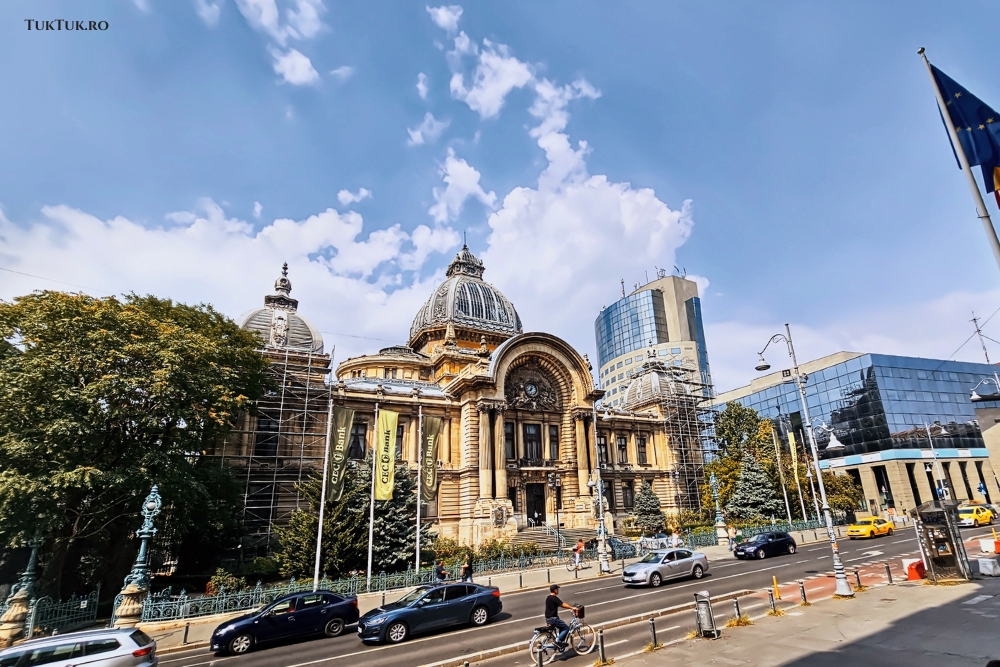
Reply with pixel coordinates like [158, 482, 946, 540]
[621, 278, 625, 298]
[463, 230, 467, 248]
[972, 311, 991, 364]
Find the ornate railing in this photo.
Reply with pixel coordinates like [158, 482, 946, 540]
[540, 523, 567, 550]
[24, 586, 101, 639]
[738, 519, 831, 539]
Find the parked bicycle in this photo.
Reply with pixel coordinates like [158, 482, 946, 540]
[529, 608, 595, 664]
[565, 553, 589, 571]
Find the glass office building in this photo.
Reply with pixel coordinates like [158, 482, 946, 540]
[595, 289, 668, 369]
[712, 352, 1000, 517]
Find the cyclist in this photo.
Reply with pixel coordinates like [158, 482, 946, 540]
[545, 584, 579, 650]
[573, 539, 585, 569]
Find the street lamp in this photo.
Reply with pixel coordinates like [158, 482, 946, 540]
[756, 324, 854, 597]
[548, 472, 563, 556]
[589, 401, 612, 573]
[971, 373, 1000, 401]
[924, 423, 953, 502]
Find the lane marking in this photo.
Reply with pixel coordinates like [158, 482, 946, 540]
[603, 639, 629, 648]
[964, 595, 994, 605]
[794, 559, 809, 564]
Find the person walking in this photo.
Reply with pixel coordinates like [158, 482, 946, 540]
[461, 551, 474, 583]
[434, 560, 448, 583]
[670, 531, 682, 549]
[727, 525, 737, 551]
[544, 584, 579, 651]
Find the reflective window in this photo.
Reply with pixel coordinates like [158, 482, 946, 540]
[594, 290, 669, 368]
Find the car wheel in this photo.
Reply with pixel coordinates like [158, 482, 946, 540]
[470, 605, 490, 627]
[385, 621, 408, 644]
[787, 543, 796, 555]
[324, 617, 345, 638]
[868, 531, 875, 538]
[228, 634, 253, 655]
[886, 528, 893, 536]
[649, 573, 662, 588]
[974, 520, 980, 528]
[757, 549, 766, 560]
[691, 564, 704, 579]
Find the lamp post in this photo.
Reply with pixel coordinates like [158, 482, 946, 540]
[756, 324, 853, 597]
[710, 472, 726, 540]
[971, 373, 1000, 402]
[924, 423, 953, 502]
[0, 535, 43, 648]
[548, 472, 562, 555]
[114, 486, 163, 627]
[589, 402, 611, 574]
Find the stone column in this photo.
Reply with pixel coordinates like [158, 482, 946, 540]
[493, 406, 507, 499]
[113, 486, 162, 628]
[477, 403, 492, 499]
[574, 414, 590, 497]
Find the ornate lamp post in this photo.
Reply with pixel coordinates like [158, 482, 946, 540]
[710, 472, 727, 540]
[589, 402, 611, 574]
[0, 535, 43, 648]
[756, 324, 854, 598]
[547, 472, 563, 556]
[114, 486, 162, 628]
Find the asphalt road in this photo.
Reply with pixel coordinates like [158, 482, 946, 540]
[158, 525, 995, 667]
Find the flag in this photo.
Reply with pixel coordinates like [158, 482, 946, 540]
[931, 65, 1000, 202]
[374, 409, 399, 501]
[327, 406, 355, 502]
[421, 416, 444, 503]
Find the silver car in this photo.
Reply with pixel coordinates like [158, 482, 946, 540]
[0, 628, 157, 667]
[621, 548, 709, 587]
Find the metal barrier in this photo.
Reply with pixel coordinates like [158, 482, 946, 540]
[25, 586, 101, 638]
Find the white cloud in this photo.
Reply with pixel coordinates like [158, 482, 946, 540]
[416, 73, 429, 100]
[407, 112, 450, 146]
[426, 5, 463, 33]
[269, 47, 320, 86]
[428, 148, 496, 223]
[132, 0, 150, 12]
[449, 39, 532, 118]
[329, 65, 354, 82]
[253, 201, 263, 218]
[192, 0, 224, 26]
[235, 0, 325, 45]
[0, 199, 461, 359]
[337, 188, 372, 206]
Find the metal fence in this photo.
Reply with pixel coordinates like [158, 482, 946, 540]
[738, 519, 830, 539]
[24, 587, 101, 639]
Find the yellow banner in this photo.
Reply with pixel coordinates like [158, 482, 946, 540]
[374, 409, 398, 501]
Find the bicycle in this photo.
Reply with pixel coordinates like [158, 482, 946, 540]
[565, 552, 587, 571]
[529, 608, 595, 665]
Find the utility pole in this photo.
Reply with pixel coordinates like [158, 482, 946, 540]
[972, 312, 991, 364]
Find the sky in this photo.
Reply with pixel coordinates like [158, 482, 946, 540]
[2, 1, 1000, 392]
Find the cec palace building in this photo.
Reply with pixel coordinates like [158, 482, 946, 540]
[208, 247, 711, 552]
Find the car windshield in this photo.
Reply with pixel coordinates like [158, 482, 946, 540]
[748, 534, 767, 543]
[395, 587, 432, 606]
[959, 509, 975, 514]
[856, 519, 874, 525]
[638, 553, 663, 564]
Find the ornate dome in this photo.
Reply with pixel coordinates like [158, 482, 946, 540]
[409, 245, 522, 344]
[622, 358, 694, 407]
[238, 263, 324, 353]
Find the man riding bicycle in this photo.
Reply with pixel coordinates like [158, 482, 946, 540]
[545, 584, 579, 650]
[573, 539, 585, 569]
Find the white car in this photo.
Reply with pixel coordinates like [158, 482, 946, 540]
[0, 628, 157, 667]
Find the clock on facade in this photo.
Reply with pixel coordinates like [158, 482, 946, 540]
[525, 382, 538, 397]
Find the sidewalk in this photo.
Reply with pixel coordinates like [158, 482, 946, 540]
[615, 572, 1000, 666]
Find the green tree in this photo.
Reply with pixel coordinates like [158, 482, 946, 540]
[0, 291, 270, 597]
[724, 453, 784, 523]
[821, 471, 864, 516]
[703, 402, 776, 512]
[632, 481, 665, 534]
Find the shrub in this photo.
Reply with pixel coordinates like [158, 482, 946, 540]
[207, 568, 247, 595]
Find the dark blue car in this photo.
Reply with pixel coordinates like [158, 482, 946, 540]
[357, 583, 502, 644]
[210, 590, 359, 654]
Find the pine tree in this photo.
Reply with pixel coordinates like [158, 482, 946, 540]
[724, 453, 784, 523]
[632, 480, 665, 534]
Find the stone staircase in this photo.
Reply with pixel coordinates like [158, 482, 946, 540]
[510, 526, 595, 553]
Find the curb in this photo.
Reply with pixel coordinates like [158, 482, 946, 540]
[157, 642, 211, 656]
[417, 588, 754, 667]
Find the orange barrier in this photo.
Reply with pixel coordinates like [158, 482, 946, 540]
[906, 560, 926, 581]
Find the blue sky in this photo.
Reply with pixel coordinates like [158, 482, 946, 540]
[2, 0, 1000, 391]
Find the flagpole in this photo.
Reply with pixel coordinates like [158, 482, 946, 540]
[415, 405, 423, 573]
[919, 47, 1000, 271]
[366, 403, 379, 592]
[313, 392, 335, 591]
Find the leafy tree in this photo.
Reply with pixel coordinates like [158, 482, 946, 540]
[702, 402, 776, 513]
[724, 453, 784, 523]
[632, 481, 665, 534]
[821, 471, 864, 516]
[0, 291, 270, 597]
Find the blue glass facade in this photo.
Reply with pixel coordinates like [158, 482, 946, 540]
[685, 296, 712, 387]
[594, 290, 668, 369]
[719, 354, 998, 463]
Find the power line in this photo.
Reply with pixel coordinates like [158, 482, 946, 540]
[0, 266, 112, 294]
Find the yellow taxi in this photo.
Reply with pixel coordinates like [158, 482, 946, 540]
[846, 517, 894, 539]
[958, 504, 994, 527]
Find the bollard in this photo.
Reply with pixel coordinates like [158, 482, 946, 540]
[535, 644, 543, 667]
[798, 581, 807, 604]
[464, 663, 470, 667]
[621, 558, 625, 572]
[733, 596, 741, 618]
[648, 618, 657, 648]
[884, 561, 894, 585]
[598, 629, 607, 663]
[767, 588, 776, 613]
[547, 568, 550, 583]
[575, 566, 579, 579]
[519, 573, 523, 588]
[772, 576, 781, 600]
[854, 569, 862, 589]
[489, 576, 492, 587]
[382, 592, 386, 606]
[182, 622, 190, 645]
[813, 530, 818, 541]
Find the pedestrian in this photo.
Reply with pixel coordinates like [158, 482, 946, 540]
[572, 538, 585, 570]
[727, 525, 737, 551]
[461, 551, 474, 582]
[670, 531, 682, 549]
[434, 560, 448, 583]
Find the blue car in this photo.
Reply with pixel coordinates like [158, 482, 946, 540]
[210, 590, 359, 654]
[357, 583, 502, 644]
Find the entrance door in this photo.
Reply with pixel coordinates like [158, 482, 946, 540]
[526, 483, 546, 526]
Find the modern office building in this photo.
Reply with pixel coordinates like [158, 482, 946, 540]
[594, 271, 711, 407]
[712, 352, 1000, 518]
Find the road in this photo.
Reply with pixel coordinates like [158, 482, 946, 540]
[158, 525, 995, 667]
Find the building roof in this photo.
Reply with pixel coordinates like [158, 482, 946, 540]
[712, 351, 864, 405]
[238, 263, 324, 354]
[622, 356, 699, 407]
[409, 245, 522, 344]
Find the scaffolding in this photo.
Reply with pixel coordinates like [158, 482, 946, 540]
[210, 347, 331, 556]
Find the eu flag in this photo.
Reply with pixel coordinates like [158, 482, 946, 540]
[932, 65, 1000, 195]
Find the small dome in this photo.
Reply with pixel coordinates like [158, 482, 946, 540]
[409, 245, 522, 343]
[239, 263, 324, 353]
[622, 359, 693, 407]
